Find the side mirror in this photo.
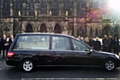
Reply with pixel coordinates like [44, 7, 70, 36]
[84, 49, 90, 52]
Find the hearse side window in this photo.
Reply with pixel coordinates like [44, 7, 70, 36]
[13, 35, 50, 50]
[72, 39, 88, 51]
[51, 36, 70, 50]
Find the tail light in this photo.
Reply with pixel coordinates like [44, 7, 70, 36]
[7, 52, 14, 58]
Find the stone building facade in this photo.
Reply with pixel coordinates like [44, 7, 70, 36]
[0, 0, 119, 38]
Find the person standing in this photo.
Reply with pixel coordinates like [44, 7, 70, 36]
[89, 37, 95, 49]
[94, 37, 101, 51]
[84, 37, 90, 45]
[4, 38, 11, 56]
[102, 35, 110, 52]
[113, 37, 119, 55]
[9, 35, 14, 43]
[76, 36, 81, 41]
[108, 36, 114, 52]
[0, 34, 7, 58]
[80, 37, 84, 42]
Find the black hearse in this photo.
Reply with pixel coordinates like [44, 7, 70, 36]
[6, 33, 120, 72]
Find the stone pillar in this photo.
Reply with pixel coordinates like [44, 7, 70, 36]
[73, 2, 77, 37]
[34, 22, 38, 32]
[59, 4, 61, 16]
[60, 3, 64, 16]
[10, 2, 13, 16]
[10, 0, 13, 35]
[10, 18, 13, 35]
[59, 3, 64, 16]
[22, 21, 26, 32]
[47, 3, 50, 16]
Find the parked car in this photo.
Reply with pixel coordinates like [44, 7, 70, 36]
[6, 33, 120, 72]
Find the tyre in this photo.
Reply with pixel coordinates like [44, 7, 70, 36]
[104, 59, 116, 71]
[21, 59, 34, 72]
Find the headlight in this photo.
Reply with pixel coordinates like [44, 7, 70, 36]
[115, 54, 119, 59]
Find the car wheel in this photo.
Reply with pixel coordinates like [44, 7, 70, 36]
[21, 59, 34, 72]
[104, 59, 116, 71]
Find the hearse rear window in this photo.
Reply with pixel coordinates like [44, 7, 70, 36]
[13, 35, 50, 50]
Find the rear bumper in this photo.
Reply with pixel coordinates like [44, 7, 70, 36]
[6, 59, 20, 66]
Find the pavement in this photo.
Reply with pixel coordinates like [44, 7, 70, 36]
[0, 52, 7, 68]
[0, 51, 8, 59]
[0, 55, 120, 80]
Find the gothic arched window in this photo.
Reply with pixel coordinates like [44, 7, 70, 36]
[40, 23, 47, 32]
[64, 1, 73, 16]
[77, 1, 85, 18]
[54, 23, 62, 33]
[2, 0, 10, 17]
[25, 23, 33, 32]
[52, 1, 59, 16]
[13, 0, 22, 17]
[90, 27, 93, 35]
